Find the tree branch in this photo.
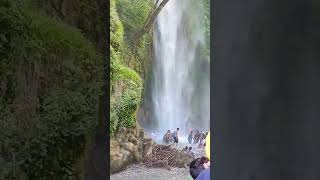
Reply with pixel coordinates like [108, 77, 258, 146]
[48, 0, 65, 19]
[133, 0, 169, 44]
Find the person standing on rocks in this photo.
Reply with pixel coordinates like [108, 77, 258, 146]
[188, 130, 193, 144]
[183, 146, 189, 152]
[163, 130, 172, 143]
[199, 133, 205, 148]
[188, 147, 195, 159]
[193, 130, 200, 144]
[173, 128, 179, 147]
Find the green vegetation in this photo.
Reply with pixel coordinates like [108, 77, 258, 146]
[110, 0, 152, 136]
[202, 0, 210, 51]
[115, 0, 153, 78]
[0, 0, 103, 179]
[0, 0, 209, 178]
[116, 0, 152, 40]
[110, 0, 210, 136]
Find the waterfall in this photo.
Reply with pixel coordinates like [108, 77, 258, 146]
[150, 0, 210, 134]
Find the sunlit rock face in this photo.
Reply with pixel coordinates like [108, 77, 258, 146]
[110, 125, 154, 173]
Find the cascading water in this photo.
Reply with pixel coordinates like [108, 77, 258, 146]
[149, 0, 210, 136]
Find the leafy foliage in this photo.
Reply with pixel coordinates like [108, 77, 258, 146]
[116, 0, 152, 41]
[110, 0, 124, 53]
[202, 0, 210, 50]
[29, 0, 105, 50]
[115, 0, 153, 78]
[0, 1, 103, 179]
[110, 0, 143, 136]
[110, 85, 142, 135]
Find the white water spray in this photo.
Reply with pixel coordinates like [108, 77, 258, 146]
[151, 0, 210, 134]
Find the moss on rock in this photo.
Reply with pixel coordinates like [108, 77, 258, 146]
[110, 0, 143, 136]
[0, 1, 102, 179]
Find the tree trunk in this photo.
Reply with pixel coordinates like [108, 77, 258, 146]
[133, 0, 169, 44]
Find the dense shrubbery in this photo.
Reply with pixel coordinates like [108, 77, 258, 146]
[32, 0, 105, 50]
[110, 0, 143, 136]
[0, 1, 102, 179]
[115, 0, 153, 78]
[110, 45, 142, 135]
[116, 0, 152, 41]
[110, 0, 153, 136]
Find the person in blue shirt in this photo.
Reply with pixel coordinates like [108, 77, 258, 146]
[189, 156, 210, 179]
[196, 168, 210, 180]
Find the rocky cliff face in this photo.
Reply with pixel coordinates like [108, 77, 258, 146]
[0, 1, 104, 179]
[110, 124, 155, 173]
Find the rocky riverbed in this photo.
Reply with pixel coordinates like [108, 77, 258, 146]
[110, 164, 192, 180]
[110, 142, 205, 180]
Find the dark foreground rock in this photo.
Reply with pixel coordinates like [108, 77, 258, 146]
[213, 0, 320, 179]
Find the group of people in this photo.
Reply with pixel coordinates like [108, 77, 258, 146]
[161, 128, 210, 179]
[154, 128, 211, 179]
[163, 128, 180, 147]
[189, 131, 211, 180]
[183, 146, 196, 159]
[188, 130, 208, 148]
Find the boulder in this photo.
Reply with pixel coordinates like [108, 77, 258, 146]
[110, 140, 134, 173]
[110, 126, 155, 174]
[142, 138, 155, 158]
[129, 137, 138, 145]
[122, 142, 137, 153]
[173, 151, 193, 168]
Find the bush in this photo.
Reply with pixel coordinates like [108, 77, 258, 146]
[0, 1, 103, 179]
[116, 0, 152, 42]
[110, 56, 142, 135]
[110, 0, 143, 136]
[111, 0, 124, 53]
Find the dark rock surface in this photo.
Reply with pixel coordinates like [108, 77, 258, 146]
[213, 0, 320, 179]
